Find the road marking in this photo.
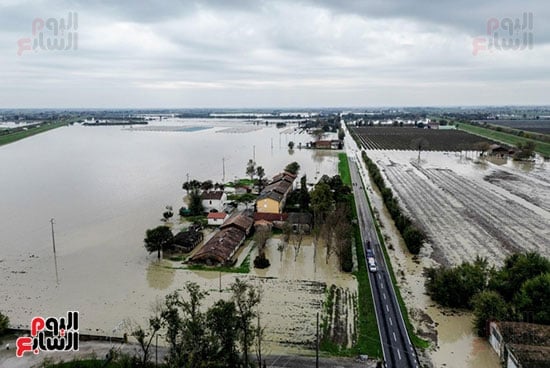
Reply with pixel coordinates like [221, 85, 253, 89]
[386, 304, 389, 312]
[389, 317, 393, 326]
[383, 293, 386, 300]
[393, 332, 397, 342]
[397, 349, 402, 360]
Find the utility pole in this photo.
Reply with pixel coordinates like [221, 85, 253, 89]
[316, 312, 319, 368]
[222, 157, 225, 183]
[50, 218, 59, 285]
[253, 145, 256, 163]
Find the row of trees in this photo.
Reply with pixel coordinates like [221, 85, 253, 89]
[426, 252, 550, 336]
[361, 152, 425, 254]
[309, 175, 354, 272]
[126, 279, 262, 367]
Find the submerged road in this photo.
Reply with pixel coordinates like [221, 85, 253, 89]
[348, 156, 420, 368]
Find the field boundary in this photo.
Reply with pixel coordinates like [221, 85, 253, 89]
[457, 122, 550, 157]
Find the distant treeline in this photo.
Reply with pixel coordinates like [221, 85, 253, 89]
[468, 120, 550, 144]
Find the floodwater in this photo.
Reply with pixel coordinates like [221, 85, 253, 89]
[348, 147, 547, 367]
[0, 118, 342, 353]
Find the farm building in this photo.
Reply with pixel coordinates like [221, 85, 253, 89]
[201, 190, 227, 212]
[190, 211, 254, 266]
[207, 212, 228, 226]
[170, 226, 204, 253]
[256, 172, 296, 214]
[189, 227, 246, 265]
[287, 212, 313, 234]
[312, 140, 342, 149]
[253, 212, 288, 229]
[489, 321, 550, 368]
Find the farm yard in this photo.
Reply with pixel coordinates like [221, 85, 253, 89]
[353, 126, 496, 151]
[365, 150, 550, 267]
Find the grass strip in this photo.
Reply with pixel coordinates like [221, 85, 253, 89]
[457, 122, 550, 157]
[0, 121, 67, 147]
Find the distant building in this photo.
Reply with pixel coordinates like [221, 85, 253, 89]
[489, 321, 550, 368]
[312, 140, 342, 150]
[201, 191, 227, 212]
[207, 212, 228, 226]
[427, 121, 440, 129]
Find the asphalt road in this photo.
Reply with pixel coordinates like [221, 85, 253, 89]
[348, 155, 420, 368]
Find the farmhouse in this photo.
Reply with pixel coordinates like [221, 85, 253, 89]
[201, 190, 227, 212]
[489, 321, 550, 368]
[256, 172, 296, 214]
[190, 212, 253, 266]
[207, 212, 228, 226]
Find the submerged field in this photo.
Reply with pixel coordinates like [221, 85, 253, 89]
[366, 150, 550, 266]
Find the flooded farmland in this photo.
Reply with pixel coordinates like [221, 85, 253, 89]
[0, 118, 352, 362]
[355, 147, 550, 368]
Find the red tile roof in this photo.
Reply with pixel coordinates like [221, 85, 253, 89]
[207, 212, 228, 220]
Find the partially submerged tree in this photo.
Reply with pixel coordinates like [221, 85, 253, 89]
[284, 161, 300, 175]
[256, 166, 265, 192]
[0, 312, 9, 336]
[246, 159, 256, 182]
[144, 226, 174, 259]
[288, 141, 295, 150]
[188, 188, 204, 216]
[162, 205, 174, 222]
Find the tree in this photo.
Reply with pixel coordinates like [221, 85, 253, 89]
[246, 159, 256, 182]
[201, 180, 214, 191]
[299, 175, 310, 211]
[144, 226, 173, 259]
[256, 166, 265, 192]
[410, 138, 429, 161]
[231, 279, 261, 368]
[514, 141, 536, 160]
[472, 291, 509, 336]
[311, 128, 325, 141]
[163, 205, 174, 221]
[188, 188, 204, 216]
[402, 226, 424, 255]
[130, 315, 162, 366]
[253, 229, 270, 269]
[426, 258, 490, 308]
[489, 252, 550, 302]
[338, 128, 345, 140]
[310, 182, 333, 226]
[206, 300, 241, 367]
[288, 141, 295, 150]
[284, 161, 300, 175]
[515, 272, 550, 324]
[0, 312, 8, 336]
[162, 282, 208, 367]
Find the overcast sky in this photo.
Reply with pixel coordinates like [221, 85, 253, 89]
[1, 0, 549, 108]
